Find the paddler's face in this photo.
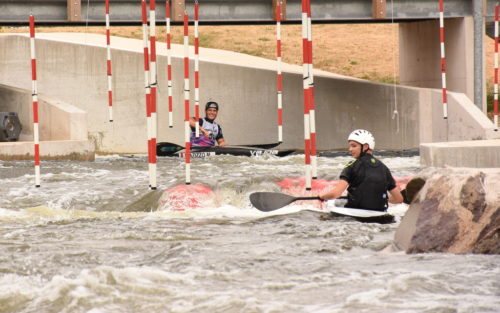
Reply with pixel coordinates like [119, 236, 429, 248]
[348, 140, 362, 158]
[206, 108, 218, 120]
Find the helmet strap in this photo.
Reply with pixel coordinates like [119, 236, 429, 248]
[360, 144, 369, 158]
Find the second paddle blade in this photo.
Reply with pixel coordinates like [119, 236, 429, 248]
[249, 192, 296, 212]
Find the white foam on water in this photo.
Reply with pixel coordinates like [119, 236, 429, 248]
[4, 155, 498, 312]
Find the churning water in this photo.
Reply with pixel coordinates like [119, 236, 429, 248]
[0, 154, 498, 313]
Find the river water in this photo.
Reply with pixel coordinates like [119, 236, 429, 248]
[0, 154, 498, 313]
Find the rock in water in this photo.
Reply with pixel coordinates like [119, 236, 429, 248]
[123, 190, 163, 212]
[158, 184, 217, 211]
[394, 168, 500, 254]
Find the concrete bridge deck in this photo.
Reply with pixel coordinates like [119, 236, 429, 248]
[0, 0, 490, 25]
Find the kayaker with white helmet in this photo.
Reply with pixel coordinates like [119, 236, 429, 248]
[319, 129, 403, 211]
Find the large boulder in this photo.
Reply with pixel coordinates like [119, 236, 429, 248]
[394, 168, 500, 254]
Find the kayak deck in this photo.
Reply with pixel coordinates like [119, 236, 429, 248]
[160, 145, 295, 158]
[325, 201, 395, 224]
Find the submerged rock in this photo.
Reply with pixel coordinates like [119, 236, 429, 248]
[123, 190, 163, 212]
[394, 168, 500, 254]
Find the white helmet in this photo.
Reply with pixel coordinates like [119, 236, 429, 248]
[348, 129, 375, 150]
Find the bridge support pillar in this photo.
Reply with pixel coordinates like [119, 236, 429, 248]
[399, 17, 481, 110]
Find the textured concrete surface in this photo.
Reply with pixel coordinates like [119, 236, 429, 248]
[420, 139, 500, 168]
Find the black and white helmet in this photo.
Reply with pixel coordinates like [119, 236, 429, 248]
[205, 101, 219, 111]
[348, 129, 375, 150]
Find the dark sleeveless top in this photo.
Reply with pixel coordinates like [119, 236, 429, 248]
[339, 154, 396, 211]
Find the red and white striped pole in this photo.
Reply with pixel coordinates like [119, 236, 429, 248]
[307, 0, 317, 179]
[141, 0, 155, 189]
[438, 0, 448, 119]
[494, 3, 499, 131]
[166, 0, 174, 128]
[276, 1, 283, 143]
[183, 12, 191, 185]
[105, 0, 113, 122]
[29, 15, 41, 188]
[301, 0, 312, 190]
[194, 0, 200, 138]
[149, 0, 158, 189]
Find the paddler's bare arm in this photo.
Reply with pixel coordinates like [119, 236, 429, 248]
[388, 186, 403, 204]
[319, 180, 348, 200]
[217, 138, 227, 146]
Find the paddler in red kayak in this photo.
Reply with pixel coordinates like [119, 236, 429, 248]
[319, 129, 404, 211]
[189, 101, 227, 147]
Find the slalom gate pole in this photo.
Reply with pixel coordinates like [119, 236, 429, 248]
[149, 0, 158, 189]
[494, 3, 499, 131]
[194, 0, 200, 138]
[141, 0, 154, 189]
[183, 12, 191, 185]
[105, 0, 113, 122]
[29, 15, 40, 188]
[166, 0, 174, 128]
[276, 1, 283, 143]
[438, 0, 448, 119]
[307, 0, 317, 179]
[301, 0, 312, 190]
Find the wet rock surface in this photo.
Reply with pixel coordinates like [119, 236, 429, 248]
[394, 168, 500, 254]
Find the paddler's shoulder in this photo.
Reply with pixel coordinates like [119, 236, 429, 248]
[343, 159, 356, 168]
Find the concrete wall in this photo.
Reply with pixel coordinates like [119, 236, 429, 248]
[0, 84, 88, 141]
[418, 88, 498, 143]
[0, 84, 94, 160]
[0, 33, 496, 155]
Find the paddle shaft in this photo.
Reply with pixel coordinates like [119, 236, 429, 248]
[295, 196, 321, 201]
